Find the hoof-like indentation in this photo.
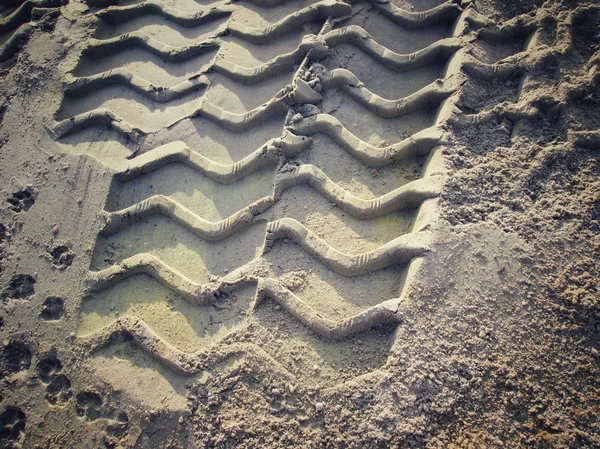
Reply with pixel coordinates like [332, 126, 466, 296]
[36, 354, 62, 382]
[49, 245, 74, 269]
[0, 341, 32, 378]
[76, 391, 103, 421]
[41, 296, 65, 320]
[6, 187, 35, 213]
[1, 274, 35, 300]
[45, 374, 73, 405]
[0, 406, 26, 444]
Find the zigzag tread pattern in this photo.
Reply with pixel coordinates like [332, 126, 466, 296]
[55, 0, 524, 376]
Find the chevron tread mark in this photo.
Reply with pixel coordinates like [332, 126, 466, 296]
[49, 0, 512, 386]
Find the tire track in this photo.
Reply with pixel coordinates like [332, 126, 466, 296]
[57, 0, 523, 380]
[448, 8, 557, 127]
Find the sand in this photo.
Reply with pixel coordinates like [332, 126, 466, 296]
[0, 0, 599, 447]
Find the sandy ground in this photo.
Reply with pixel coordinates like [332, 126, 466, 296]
[0, 0, 599, 447]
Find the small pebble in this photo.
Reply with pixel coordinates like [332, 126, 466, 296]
[315, 402, 324, 412]
[272, 388, 281, 396]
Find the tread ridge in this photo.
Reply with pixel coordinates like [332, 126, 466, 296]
[65, 69, 211, 103]
[263, 217, 431, 276]
[274, 165, 443, 218]
[115, 131, 311, 183]
[288, 114, 444, 167]
[84, 32, 222, 61]
[101, 194, 275, 241]
[49, 91, 291, 138]
[97, 0, 234, 27]
[320, 67, 459, 117]
[228, 0, 351, 44]
[78, 315, 296, 377]
[254, 277, 402, 339]
[87, 255, 268, 304]
[372, 0, 462, 30]
[322, 26, 465, 72]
